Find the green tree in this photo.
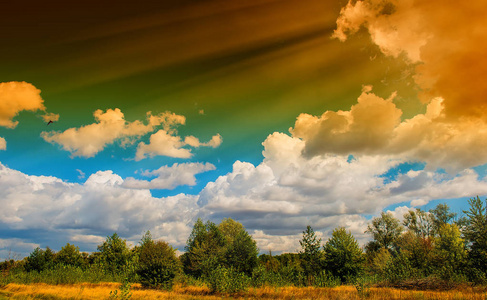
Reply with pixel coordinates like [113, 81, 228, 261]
[403, 208, 434, 239]
[137, 234, 181, 289]
[223, 228, 259, 276]
[97, 233, 132, 274]
[365, 212, 403, 254]
[24, 247, 55, 272]
[323, 227, 364, 282]
[181, 219, 225, 278]
[299, 225, 323, 280]
[433, 223, 467, 279]
[395, 230, 434, 276]
[54, 243, 85, 268]
[182, 218, 258, 278]
[462, 196, 487, 274]
[430, 203, 457, 235]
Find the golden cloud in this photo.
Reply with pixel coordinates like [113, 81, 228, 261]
[0, 81, 46, 128]
[42, 109, 187, 158]
[334, 0, 487, 119]
[291, 87, 487, 171]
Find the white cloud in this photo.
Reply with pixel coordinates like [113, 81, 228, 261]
[0, 162, 199, 250]
[0, 137, 6, 150]
[135, 130, 192, 160]
[70, 234, 105, 245]
[123, 162, 216, 190]
[198, 132, 487, 248]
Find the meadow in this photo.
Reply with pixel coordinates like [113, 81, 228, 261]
[2, 282, 487, 300]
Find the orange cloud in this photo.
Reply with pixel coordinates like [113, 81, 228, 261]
[0, 137, 6, 150]
[42, 109, 186, 158]
[0, 81, 46, 128]
[291, 87, 487, 171]
[334, 0, 487, 119]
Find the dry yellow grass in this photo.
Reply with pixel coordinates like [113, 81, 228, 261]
[1, 283, 487, 299]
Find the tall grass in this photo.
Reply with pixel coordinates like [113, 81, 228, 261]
[2, 283, 487, 299]
[1, 264, 126, 286]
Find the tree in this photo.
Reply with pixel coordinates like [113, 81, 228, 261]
[462, 196, 487, 273]
[24, 247, 55, 272]
[323, 227, 364, 282]
[299, 225, 323, 279]
[54, 243, 85, 268]
[182, 218, 259, 278]
[365, 212, 403, 254]
[97, 233, 132, 274]
[433, 223, 467, 279]
[403, 208, 434, 239]
[223, 228, 259, 276]
[430, 203, 457, 235]
[137, 233, 181, 289]
[182, 219, 225, 278]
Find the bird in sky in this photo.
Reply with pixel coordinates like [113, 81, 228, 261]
[47, 120, 54, 126]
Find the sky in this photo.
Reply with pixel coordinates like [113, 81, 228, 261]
[1, 0, 487, 258]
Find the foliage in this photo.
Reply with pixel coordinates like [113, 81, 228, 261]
[136, 237, 181, 289]
[462, 196, 487, 275]
[24, 247, 55, 273]
[205, 265, 250, 294]
[382, 252, 417, 284]
[323, 227, 364, 283]
[299, 225, 323, 280]
[219, 219, 259, 276]
[109, 278, 132, 300]
[182, 219, 225, 278]
[182, 218, 258, 279]
[96, 233, 134, 276]
[365, 212, 403, 254]
[433, 223, 467, 280]
[403, 208, 434, 238]
[54, 243, 86, 268]
[430, 203, 457, 235]
[395, 231, 434, 276]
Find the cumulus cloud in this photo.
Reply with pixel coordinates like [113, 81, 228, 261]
[0, 162, 199, 250]
[123, 162, 216, 190]
[42, 109, 187, 158]
[291, 87, 487, 171]
[135, 132, 222, 161]
[0, 81, 46, 129]
[0, 137, 6, 150]
[42, 108, 221, 159]
[198, 131, 487, 245]
[334, 0, 487, 119]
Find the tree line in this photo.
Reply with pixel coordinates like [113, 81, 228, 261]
[1, 197, 487, 292]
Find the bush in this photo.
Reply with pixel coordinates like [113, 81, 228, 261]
[314, 270, 341, 287]
[137, 240, 181, 289]
[205, 265, 250, 294]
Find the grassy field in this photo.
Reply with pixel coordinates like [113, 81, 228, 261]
[1, 283, 487, 300]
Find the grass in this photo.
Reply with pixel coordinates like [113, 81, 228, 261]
[1, 283, 487, 299]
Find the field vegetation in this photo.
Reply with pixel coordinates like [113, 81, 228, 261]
[1, 197, 487, 299]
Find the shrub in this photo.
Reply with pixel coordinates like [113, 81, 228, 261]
[137, 240, 181, 289]
[24, 247, 55, 273]
[206, 265, 250, 294]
